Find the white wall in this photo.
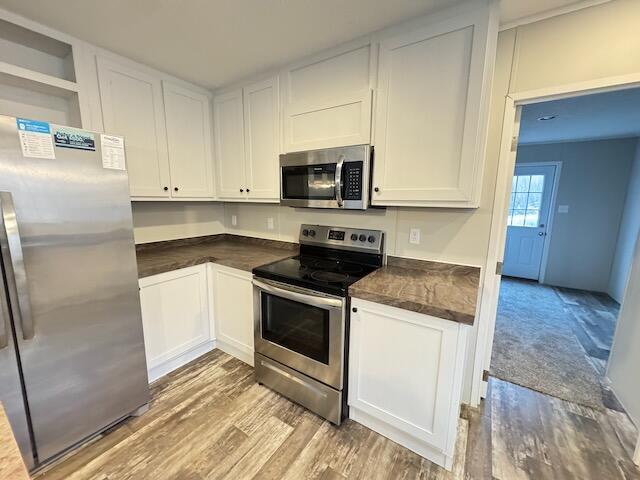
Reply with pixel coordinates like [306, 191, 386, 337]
[517, 138, 636, 292]
[609, 140, 640, 302]
[131, 202, 225, 244]
[608, 229, 640, 427]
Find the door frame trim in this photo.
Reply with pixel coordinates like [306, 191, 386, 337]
[507, 161, 562, 284]
[470, 71, 640, 406]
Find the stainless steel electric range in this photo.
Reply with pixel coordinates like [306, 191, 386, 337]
[252, 224, 384, 424]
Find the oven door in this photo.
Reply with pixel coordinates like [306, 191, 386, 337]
[253, 278, 345, 389]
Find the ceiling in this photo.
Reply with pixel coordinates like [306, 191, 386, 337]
[0, 0, 600, 89]
[519, 88, 640, 145]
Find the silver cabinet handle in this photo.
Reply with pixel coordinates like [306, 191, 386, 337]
[0, 192, 34, 340]
[335, 154, 344, 207]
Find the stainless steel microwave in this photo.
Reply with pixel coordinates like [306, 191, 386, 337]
[279, 144, 371, 209]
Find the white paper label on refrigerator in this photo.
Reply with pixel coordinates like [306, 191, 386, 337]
[100, 134, 126, 170]
[16, 118, 55, 159]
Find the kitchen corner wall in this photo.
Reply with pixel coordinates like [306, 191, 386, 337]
[131, 202, 225, 244]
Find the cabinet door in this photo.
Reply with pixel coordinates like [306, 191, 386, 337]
[372, 3, 497, 207]
[348, 299, 463, 454]
[139, 265, 210, 375]
[282, 43, 372, 152]
[97, 57, 170, 197]
[213, 89, 246, 199]
[163, 81, 214, 198]
[212, 265, 254, 365]
[244, 77, 280, 201]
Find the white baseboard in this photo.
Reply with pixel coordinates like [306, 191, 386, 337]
[216, 340, 254, 367]
[349, 407, 452, 471]
[147, 341, 216, 383]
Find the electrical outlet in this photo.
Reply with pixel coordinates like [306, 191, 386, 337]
[409, 228, 421, 245]
[558, 205, 569, 213]
[231, 214, 238, 226]
[267, 217, 274, 230]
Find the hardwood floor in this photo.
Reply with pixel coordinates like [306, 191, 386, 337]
[36, 349, 639, 480]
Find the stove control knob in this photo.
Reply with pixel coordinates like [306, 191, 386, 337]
[367, 235, 376, 243]
[358, 234, 366, 242]
[350, 233, 358, 241]
[309, 229, 316, 237]
[302, 229, 309, 236]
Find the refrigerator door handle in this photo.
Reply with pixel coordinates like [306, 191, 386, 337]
[0, 279, 8, 349]
[0, 192, 34, 340]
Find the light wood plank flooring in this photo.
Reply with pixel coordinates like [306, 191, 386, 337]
[36, 350, 639, 480]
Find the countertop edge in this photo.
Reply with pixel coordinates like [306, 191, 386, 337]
[349, 288, 475, 326]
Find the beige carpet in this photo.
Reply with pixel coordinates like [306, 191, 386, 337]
[490, 278, 605, 410]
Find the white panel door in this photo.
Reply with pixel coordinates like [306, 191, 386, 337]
[282, 43, 372, 152]
[97, 57, 170, 197]
[139, 265, 210, 371]
[163, 81, 214, 198]
[212, 265, 254, 365]
[349, 299, 462, 453]
[372, 4, 496, 207]
[213, 89, 246, 199]
[244, 77, 280, 201]
[503, 164, 556, 280]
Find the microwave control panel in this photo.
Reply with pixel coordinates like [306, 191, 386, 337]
[343, 161, 363, 200]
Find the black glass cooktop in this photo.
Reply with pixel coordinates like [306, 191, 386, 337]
[253, 253, 380, 297]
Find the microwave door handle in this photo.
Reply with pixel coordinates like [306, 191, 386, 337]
[0, 192, 34, 340]
[335, 155, 344, 207]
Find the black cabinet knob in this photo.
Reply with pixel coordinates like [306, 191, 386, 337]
[246, 188, 250, 193]
[174, 187, 179, 191]
[374, 187, 380, 193]
[350, 233, 358, 241]
[352, 307, 358, 313]
[240, 188, 244, 193]
[163, 186, 169, 191]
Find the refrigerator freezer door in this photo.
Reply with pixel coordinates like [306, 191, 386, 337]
[0, 264, 34, 469]
[0, 116, 149, 464]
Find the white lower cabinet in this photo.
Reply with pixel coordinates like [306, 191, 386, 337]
[139, 264, 213, 382]
[210, 264, 255, 366]
[348, 298, 469, 470]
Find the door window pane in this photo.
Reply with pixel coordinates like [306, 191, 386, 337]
[508, 173, 545, 227]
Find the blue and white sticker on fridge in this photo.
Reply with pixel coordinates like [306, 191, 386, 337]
[53, 126, 96, 151]
[16, 118, 55, 159]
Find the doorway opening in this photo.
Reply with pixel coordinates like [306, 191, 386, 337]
[489, 87, 640, 412]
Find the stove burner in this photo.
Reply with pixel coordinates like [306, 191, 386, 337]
[310, 271, 349, 283]
[312, 259, 339, 269]
[339, 263, 363, 274]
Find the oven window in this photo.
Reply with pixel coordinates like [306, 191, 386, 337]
[261, 292, 330, 364]
[282, 164, 336, 200]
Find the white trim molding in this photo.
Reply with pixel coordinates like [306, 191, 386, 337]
[499, 0, 613, 32]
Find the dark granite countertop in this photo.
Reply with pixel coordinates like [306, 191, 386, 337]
[136, 235, 298, 278]
[349, 256, 481, 325]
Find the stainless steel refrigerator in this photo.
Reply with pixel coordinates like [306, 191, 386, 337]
[0, 115, 149, 470]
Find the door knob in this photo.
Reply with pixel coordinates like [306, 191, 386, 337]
[538, 232, 545, 236]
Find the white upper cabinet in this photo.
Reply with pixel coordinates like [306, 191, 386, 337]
[162, 81, 214, 198]
[97, 57, 171, 198]
[244, 77, 280, 200]
[281, 43, 372, 152]
[213, 89, 246, 199]
[213, 77, 280, 202]
[372, 1, 498, 208]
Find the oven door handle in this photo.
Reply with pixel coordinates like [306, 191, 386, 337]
[253, 279, 344, 309]
[335, 155, 344, 207]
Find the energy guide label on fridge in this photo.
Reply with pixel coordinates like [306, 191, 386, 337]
[100, 134, 126, 170]
[16, 118, 55, 159]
